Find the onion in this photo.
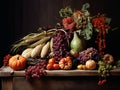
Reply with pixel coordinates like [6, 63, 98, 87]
[85, 60, 96, 70]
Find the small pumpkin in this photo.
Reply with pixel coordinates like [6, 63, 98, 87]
[59, 56, 72, 70]
[9, 54, 27, 70]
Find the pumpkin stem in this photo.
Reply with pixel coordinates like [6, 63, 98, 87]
[17, 56, 20, 60]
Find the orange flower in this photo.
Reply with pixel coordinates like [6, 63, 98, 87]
[62, 17, 76, 32]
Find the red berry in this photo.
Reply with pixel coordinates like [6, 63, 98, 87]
[98, 80, 102, 86]
[101, 79, 107, 84]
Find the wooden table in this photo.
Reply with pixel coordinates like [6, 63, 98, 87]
[0, 66, 120, 90]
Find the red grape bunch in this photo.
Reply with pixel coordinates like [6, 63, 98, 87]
[25, 60, 47, 80]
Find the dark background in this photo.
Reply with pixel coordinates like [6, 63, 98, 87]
[0, 0, 120, 90]
[0, 0, 120, 67]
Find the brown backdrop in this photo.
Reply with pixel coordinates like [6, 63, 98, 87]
[0, 0, 120, 66]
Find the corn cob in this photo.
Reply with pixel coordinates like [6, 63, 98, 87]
[40, 41, 50, 58]
[28, 36, 51, 48]
[21, 48, 33, 58]
[31, 43, 45, 58]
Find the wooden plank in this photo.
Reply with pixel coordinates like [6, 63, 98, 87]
[12, 76, 120, 90]
[0, 66, 120, 77]
[0, 66, 14, 77]
[13, 76, 99, 90]
[2, 77, 13, 90]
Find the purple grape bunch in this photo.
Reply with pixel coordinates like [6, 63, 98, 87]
[77, 47, 98, 64]
[25, 60, 47, 80]
[53, 30, 71, 61]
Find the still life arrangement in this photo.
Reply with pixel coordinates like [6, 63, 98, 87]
[2, 3, 120, 86]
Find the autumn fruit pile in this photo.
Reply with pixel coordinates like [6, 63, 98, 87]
[3, 28, 115, 72]
[2, 25, 119, 87]
[2, 3, 120, 86]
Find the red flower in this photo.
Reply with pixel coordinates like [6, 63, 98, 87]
[62, 17, 76, 32]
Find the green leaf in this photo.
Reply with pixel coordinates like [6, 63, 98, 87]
[82, 3, 90, 10]
[106, 18, 111, 24]
[59, 6, 73, 18]
[81, 22, 93, 40]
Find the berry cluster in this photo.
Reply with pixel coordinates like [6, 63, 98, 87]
[25, 60, 47, 80]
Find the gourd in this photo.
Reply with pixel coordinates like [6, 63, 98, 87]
[9, 54, 27, 70]
[70, 31, 84, 52]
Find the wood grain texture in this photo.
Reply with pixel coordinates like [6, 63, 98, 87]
[0, 67, 120, 90]
[0, 66, 120, 77]
[2, 77, 13, 90]
[13, 76, 120, 90]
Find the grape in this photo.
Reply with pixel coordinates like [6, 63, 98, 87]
[32, 73, 40, 79]
[53, 29, 72, 61]
[3, 54, 12, 66]
[98, 61, 113, 78]
[72, 59, 80, 69]
[25, 60, 47, 80]
[77, 47, 98, 64]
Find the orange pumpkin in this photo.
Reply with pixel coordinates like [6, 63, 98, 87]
[9, 54, 26, 70]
